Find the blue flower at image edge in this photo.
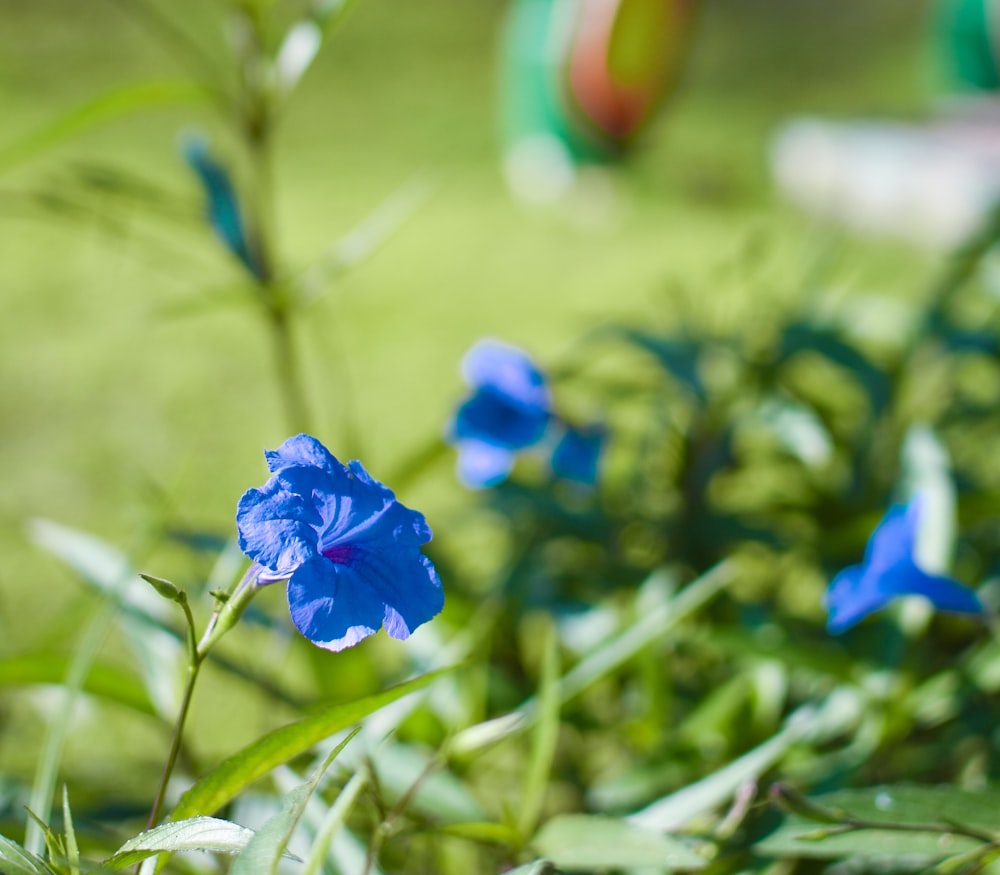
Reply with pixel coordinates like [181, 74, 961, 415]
[449, 339, 553, 488]
[237, 434, 444, 651]
[825, 497, 983, 634]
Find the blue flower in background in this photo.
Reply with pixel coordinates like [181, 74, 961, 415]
[825, 497, 982, 634]
[181, 133, 261, 279]
[551, 424, 606, 484]
[449, 339, 553, 487]
[237, 434, 444, 651]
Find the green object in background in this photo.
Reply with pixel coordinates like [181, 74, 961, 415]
[499, 0, 604, 167]
[499, 0, 695, 200]
[938, 0, 1000, 90]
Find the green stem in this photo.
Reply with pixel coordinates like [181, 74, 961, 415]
[269, 306, 311, 434]
[146, 570, 260, 828]
[146, 659, 201, 829]
[235, 16, 312, 435]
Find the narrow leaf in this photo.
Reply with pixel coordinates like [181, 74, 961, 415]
[230, 730, 358, 875]
[450, 562, 733, 755]
[628, 690, 861, 830]
[62, 787, 80, 875]
[170, 667, 454, 820]
[300, 771, 368, 875]
[0, 80, 210, 173]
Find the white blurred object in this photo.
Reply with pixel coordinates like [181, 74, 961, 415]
[771, 110, 1000, 248]
[504, 133, 578, 205]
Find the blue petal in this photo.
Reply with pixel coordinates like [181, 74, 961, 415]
[286, 548, 444, 651]
[892, 566, 983, 615]
[236, 476, 322, 575]
[265, 433, 343, 476]
[826, 564, 889, 634]
[312, 460, 432, 551]
[456, 440, 516, 488]
[343, 548, 444, 639]
[286, 559, 384, 651]
[452, 389, 550, 450]
[462, 339, 551, 409]
[551, 425, 605, 484]
[240, 434, 445, 650]
[862, 501, 919, 578]
[826, 496, 983, 634]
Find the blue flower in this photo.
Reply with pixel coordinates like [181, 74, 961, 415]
[449, 340, 553, 488]
[825, 497, 982, 634]
[181, 133, 261, 279]
[236, 434, 444, 651]
[551, 424, 606, 485]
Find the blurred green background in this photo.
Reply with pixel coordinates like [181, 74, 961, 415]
[0, 0, 941, 752]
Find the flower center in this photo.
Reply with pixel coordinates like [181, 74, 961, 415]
[322, 543, 355, 565]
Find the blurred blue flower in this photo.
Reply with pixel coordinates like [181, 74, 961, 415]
[181, 133, 261, 279]
[237, 434, 444, 651]
[825, 497, 982, 634]
[551, 424, 606, 484]
[449, 339, 553, 487]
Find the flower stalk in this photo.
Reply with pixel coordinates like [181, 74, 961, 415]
[144, 567, 261, 828]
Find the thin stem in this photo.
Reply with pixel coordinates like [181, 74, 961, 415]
[197, 562, 259, 655]
[269, 306, 312, 434]
[197, 576, 260, 660]
[146, 568, 261, 830]
[837, 816, 999, 846]
[146, 658, 201, 829]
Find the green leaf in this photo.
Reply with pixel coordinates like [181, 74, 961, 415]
[628, 690, 861, 830]
[104, 817, 257, 868]
[610, 328, 705, 399]
[30, 519, 183, 718]
[0, 653, 156, 717]
[532, 815, 705, 871]
[777, 323, 890, 415]
[229, 730, 358, 875]
[518, 619, 561, 839]
[0, 833, 56, 875]
[757, 785, 1000, 861]
[450, 563, 733, 756]
[437, 821, 522, 846]
[300, 771, 368, 875]
[61, 787, 80, 875]
[170, 667, 454, 820]
[0, 80, 210, 174]
[504, 862, 555, 875]
[29, 519, 133, 591]
[24, 808, 64, 867]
